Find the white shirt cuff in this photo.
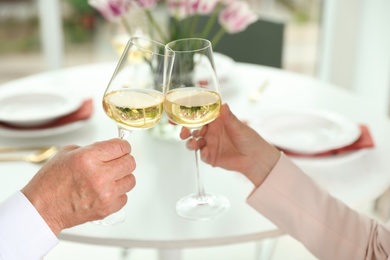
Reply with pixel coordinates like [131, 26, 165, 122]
[0, 191, 58, 260]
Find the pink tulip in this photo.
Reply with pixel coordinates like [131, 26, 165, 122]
[191, 0, 219, 15]
[168, 0, 221, 20]
[88, 0, 132, 22]
[218, 1, 258, 33]
[167, 0, 191, 20]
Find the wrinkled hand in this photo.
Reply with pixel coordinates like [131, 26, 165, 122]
[21, 138, 136, 235]
[181, 104, 280, 187]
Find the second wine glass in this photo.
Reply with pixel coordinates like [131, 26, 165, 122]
[164, 38, 230, 220]
[96, 36, 175, 225]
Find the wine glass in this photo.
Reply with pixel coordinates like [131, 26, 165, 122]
[95, 36, 175, 225]
[164, 38, 230, 220]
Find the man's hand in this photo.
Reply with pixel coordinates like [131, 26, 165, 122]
[21, 138, 136, 235]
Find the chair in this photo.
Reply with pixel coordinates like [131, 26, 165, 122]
[170, 16, 285, 68]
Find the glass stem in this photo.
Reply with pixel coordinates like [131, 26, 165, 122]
[118, 127, 132, 140]
[191, 129, 206, 200]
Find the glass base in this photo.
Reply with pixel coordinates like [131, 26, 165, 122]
[91, 209, 126, 226]
[176, 193, 230, 220]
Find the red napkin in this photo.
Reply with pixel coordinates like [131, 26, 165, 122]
[0, 98, 94, 130]
[279, 125, 375, 157]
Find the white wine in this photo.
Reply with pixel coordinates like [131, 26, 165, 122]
[103, 89, 164, 130]
[165, 87, 221, 129]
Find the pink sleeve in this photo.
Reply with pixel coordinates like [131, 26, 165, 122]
[247, 153, 390, 260]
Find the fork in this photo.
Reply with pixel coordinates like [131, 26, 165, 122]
[0, 146, 58, 163]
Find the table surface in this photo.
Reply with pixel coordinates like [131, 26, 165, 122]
[1, 62, 390, 249]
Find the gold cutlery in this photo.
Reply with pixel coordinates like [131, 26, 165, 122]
[0, 146, 56, 153]
[0, 146, 58, 163]
[248, 80, 269, 102]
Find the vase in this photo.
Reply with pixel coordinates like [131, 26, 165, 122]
[148, 113, 181, 141]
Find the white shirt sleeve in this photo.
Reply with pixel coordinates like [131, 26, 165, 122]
[0, 191, 58, 260]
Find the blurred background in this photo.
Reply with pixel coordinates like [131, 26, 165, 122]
[1, 0, 388, 114]
[0, 0, 389, 259]
[0, 0, 321, 82]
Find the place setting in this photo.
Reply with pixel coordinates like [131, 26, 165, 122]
[250, 109, 375, 166]
[0, 86, 94, 138]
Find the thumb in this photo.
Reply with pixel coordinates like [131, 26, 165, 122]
[91, 138, 131, 162]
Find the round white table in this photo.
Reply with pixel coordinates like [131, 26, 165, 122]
[1, 62, 390, 259]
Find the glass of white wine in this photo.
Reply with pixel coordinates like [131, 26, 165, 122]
[96, 36, 175, 225]
[164, 38, 230, 220]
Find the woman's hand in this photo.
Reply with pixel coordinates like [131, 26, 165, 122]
[181, 104, 280, 187]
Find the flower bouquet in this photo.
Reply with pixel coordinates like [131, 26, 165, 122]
[88, 0, 258, 139]
[88, 0, 258, 47]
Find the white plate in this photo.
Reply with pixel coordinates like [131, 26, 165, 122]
[0, 88, 83, 127]
[0, 119, 90, 138]
[252, 110, 361, 154]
